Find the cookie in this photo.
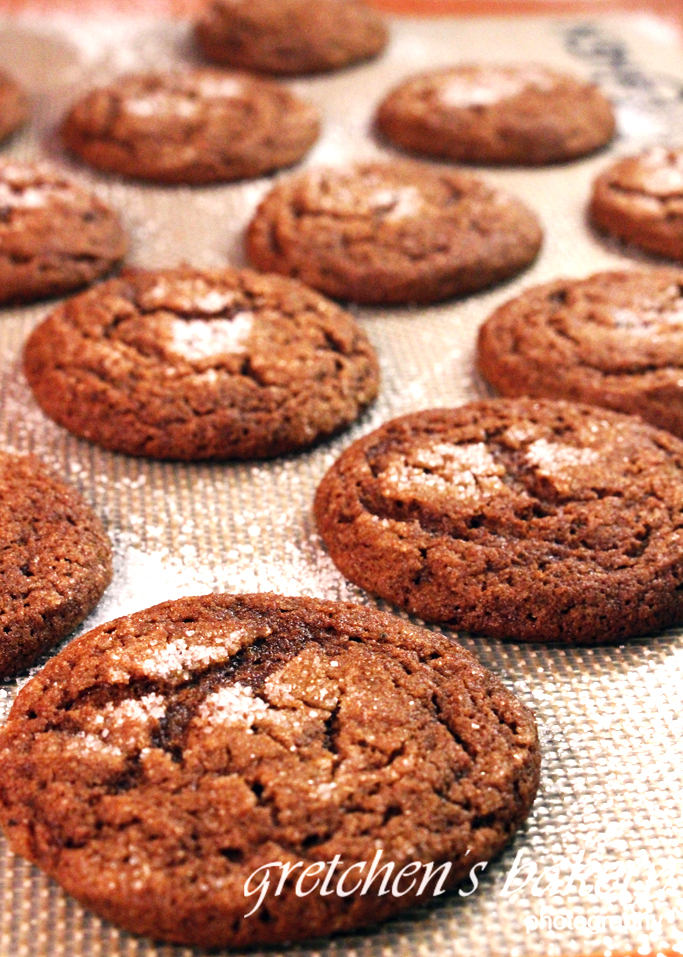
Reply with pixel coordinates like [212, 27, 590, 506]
[0, 452, 111, 677]
[315, 399, 683, 643]
[590, 147, 683, 261]
[61, 69, 319, 184]
[195, 0, 388, 76]
[246, 161, 542, 304]
[0, 161, 126, 305]
[0, 592, 540, 948]
[24, 266, 379, 460]
[0, 70, 28, 143]
[478, 269, 683, 438]
[377, 65, 615, 166]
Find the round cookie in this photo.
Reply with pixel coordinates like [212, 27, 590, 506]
[61, 69, 320, 184]
[23, 266, 379, 460]
[0, 452, 111, 677]
[0, 161, 126, 305]
[590, 147, 683, 261]
[478, 269, 683, 438]
[0, 70, 28, 143]
[246, 161, 542, 304]
[195, 0, 388, 76]
[0, 592, 541, 948]
[377, 65, 615, 166]
[314, 399, 683, 643]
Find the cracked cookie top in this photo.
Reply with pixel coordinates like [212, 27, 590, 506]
[23, 266, 379, 460]
[590, 148, 683, 261]
[376, 65, 615, 166]
[246, 161, 542, 304]
[314, 398, 683, 642]
[0, 70, 28, 143]
[478, 269, 683, 438]
[0, 451, 112, 677]
[0, 161, 126, 304]
[0, 592, 540, 948]
[61, 69, 320, 184]
[195, 0, 388, 76]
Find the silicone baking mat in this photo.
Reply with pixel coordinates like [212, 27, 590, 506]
[0, 10, 682, 957]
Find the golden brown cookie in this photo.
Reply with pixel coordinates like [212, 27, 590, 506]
[23, 266, 379, 460]
[0, 161, 126, 305]
[61, 69, 319, 184]
[0, 592, 540, 948]
[315, 399, 683, 643]
[477, 269, 683, 438]
[590, 147, 683, 260]
[0, 451, 111, 677]
[377, 65, 615, 166]
[196, 0, 388, 76]
[247, 161, 542, 304]
[0, 70, 28, 143]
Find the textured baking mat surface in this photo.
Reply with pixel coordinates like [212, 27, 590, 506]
[0, 9, 683, 957]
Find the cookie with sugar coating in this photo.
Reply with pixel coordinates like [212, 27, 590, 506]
[247, 161, 542, 304]
[23, 266, 379, 460]
[196, 0, 388, 75]
[61, 69, 319, 183]
[315, 399, 683, 642]
[377, 64, 615, 165]
[0, 592, 540, 947]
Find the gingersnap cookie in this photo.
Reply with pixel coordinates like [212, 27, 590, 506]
[0, 592, 540, 948]
[246, 161, 542, 304]
[315, 398, 683, 643]
[377, 65, 615, 166]
[478, 269, 683, 438]
[0, 452, 111, 677]
[590, 148, 683, 261]
[0, 161, 126, 305]
[61, 69, 319, 184]
[24, 266, 379, 460]
[0, 70, 28, 143]
[196, 0, 388, 76]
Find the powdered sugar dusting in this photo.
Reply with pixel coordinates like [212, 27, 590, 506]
[63, 732, 123, 758]
[440, 66, 557, 108]
[140, 633, 244, 680]
[0, 166, 77, 210]
[380, 442, 508, 502]
[612, 296, 683, 329]
[195, 75, 244, 100]
[370, 186, 424, 221]
[124, 92, 201, 119]
[105, 693, 166, 726]
[168, 313, 253, 360]
[198, 682, 268, 732]
[526, 438, 600, 473]
[142, 279, 240, 315]
[639, 146, 683, 192]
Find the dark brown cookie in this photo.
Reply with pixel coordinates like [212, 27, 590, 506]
[0, 452, 111, 677]
[247, 161, 542, 304]
[377, 65, 615, 166]
[590, 148, 683, 260]
[314, 399, 683, 643]
[61, 69, 319, 184]
[0, 161, 126, 305]
[0, 592, 540, 948]
[0, 70, 28, 143]
[24, 266, 379, 460]
[478, 269, 683, 438]
[195, 0, 388, 76]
